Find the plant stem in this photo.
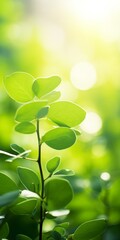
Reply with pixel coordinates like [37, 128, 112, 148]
[37, 119, 45, 240]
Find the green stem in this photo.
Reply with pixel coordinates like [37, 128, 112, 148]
[37, 119, 45, 240]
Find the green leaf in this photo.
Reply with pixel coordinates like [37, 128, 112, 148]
[15, 122, 36, 134]
[15, 101, 47, 122]
[0, 172, 18, 194]
[42, 127, 76, 150]
[5, 150, 31, 162]
[54, 169, 74, 176]
[45, 178, 73, 210]
[73, 219, 107, 240]
[11, 199, 37, 215]
[48, 101, 86, 127]
[32, 76, 61, 98]
[17, 167, 40, 194]
[10, 144, 26, 154]
[0, 190, 20, 207]
[4, 72, 35, 103]
[54, 226, 66, 236]
[16, 234, 32, 240]
[36, 107, 49, 119]
[0, 222, 9, 238]
[46, 157, 60, 174]
[58, 222, 69, 229]
[41, 91, 61, 103]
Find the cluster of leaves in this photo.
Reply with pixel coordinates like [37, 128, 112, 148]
[0, 72, 107, 239]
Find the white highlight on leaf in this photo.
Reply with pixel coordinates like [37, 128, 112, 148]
[20, 190, 39, 199]
[49, 209, 70, 217]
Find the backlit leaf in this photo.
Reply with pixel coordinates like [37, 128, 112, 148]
[45, 178, 73, 210]
[32, 76, 61, 98]
[36, 106, 49, 119]
[46, 157, 60, 174]
[15, 101, 47, 122]
[10, 144, 26, 154]
[48, 101, 86, 127]
[4, 72, 34, 103]
[11, 199, 37, 215]
[15, 122, 36, 134]
[42, 127, 76, 150]
[0, 172, 18, 194]
[54, 169, 74, 176]
[0, 190, 20, 207]
[41, 91, 61, 103]
[17, 167, 40, 194]
[73, 219, 107, 240]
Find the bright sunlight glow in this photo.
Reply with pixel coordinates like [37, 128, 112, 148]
[80, 112, 102, 134]
[100, 172, 111, 181]
[70, 0, 116, 24]
[70, 61, 96, 90]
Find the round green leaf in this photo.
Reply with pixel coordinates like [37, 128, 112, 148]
[73, 219, 107, 240]
[0, 172, 18, 195]
[0, 190, 20, 207]
[16, 234, 32, 240]
[42, 127, 76, 150]
[4, 72, 35, 103]
[48, 101, 86, 127]
[36, 106, 49, 119]
[15, 122, 36, 134]
[32, 76, 61, 98]
[0, 222, 9, 238]
[45, 177, 73, 210]
[11, 199, 37, 215]
[17, 167, 40, 194]
[15, 101, 47, 122]
[46, 157, 60, 174]
[41, 91, 61, 103]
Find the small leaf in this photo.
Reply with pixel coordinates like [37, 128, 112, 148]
[32, 76, 61, 98]
[41, 91, 61, 103]
[58, 222, 69, 229]
[48, 101, 86, 127]
[15, 101, 47, 122]
[10, 144, 26, 154]
[17, 167, 40, 194]
[0, 172, 18, 195]
[4, 72, 34, 103]
[46, 157, 60, 174]
[73, 218, 107, 240]
[15, 122, 36, 134]
[11, 199, 37, 215]
[45, 178, 73, 210]
[54, 169, 74, 176]
[42, 127, 76, 150]
[16, 234, 32, 240]
[36, 107, 49, 119]
[0, 222, 9, 238]
[0, 190, 20, 207]
[5, 150, 31, 162]
[54, 226, 66, 236]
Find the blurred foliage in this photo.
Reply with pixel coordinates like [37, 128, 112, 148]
[0, 0, 120, 239]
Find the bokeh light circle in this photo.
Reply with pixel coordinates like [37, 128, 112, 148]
[70, 61, 97, 90]
[80, 111, 102, 134]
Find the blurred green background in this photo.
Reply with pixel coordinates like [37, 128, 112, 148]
[0, 0, 120, 239]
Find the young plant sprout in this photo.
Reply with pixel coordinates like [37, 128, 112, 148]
[0, 72, 107, 240]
